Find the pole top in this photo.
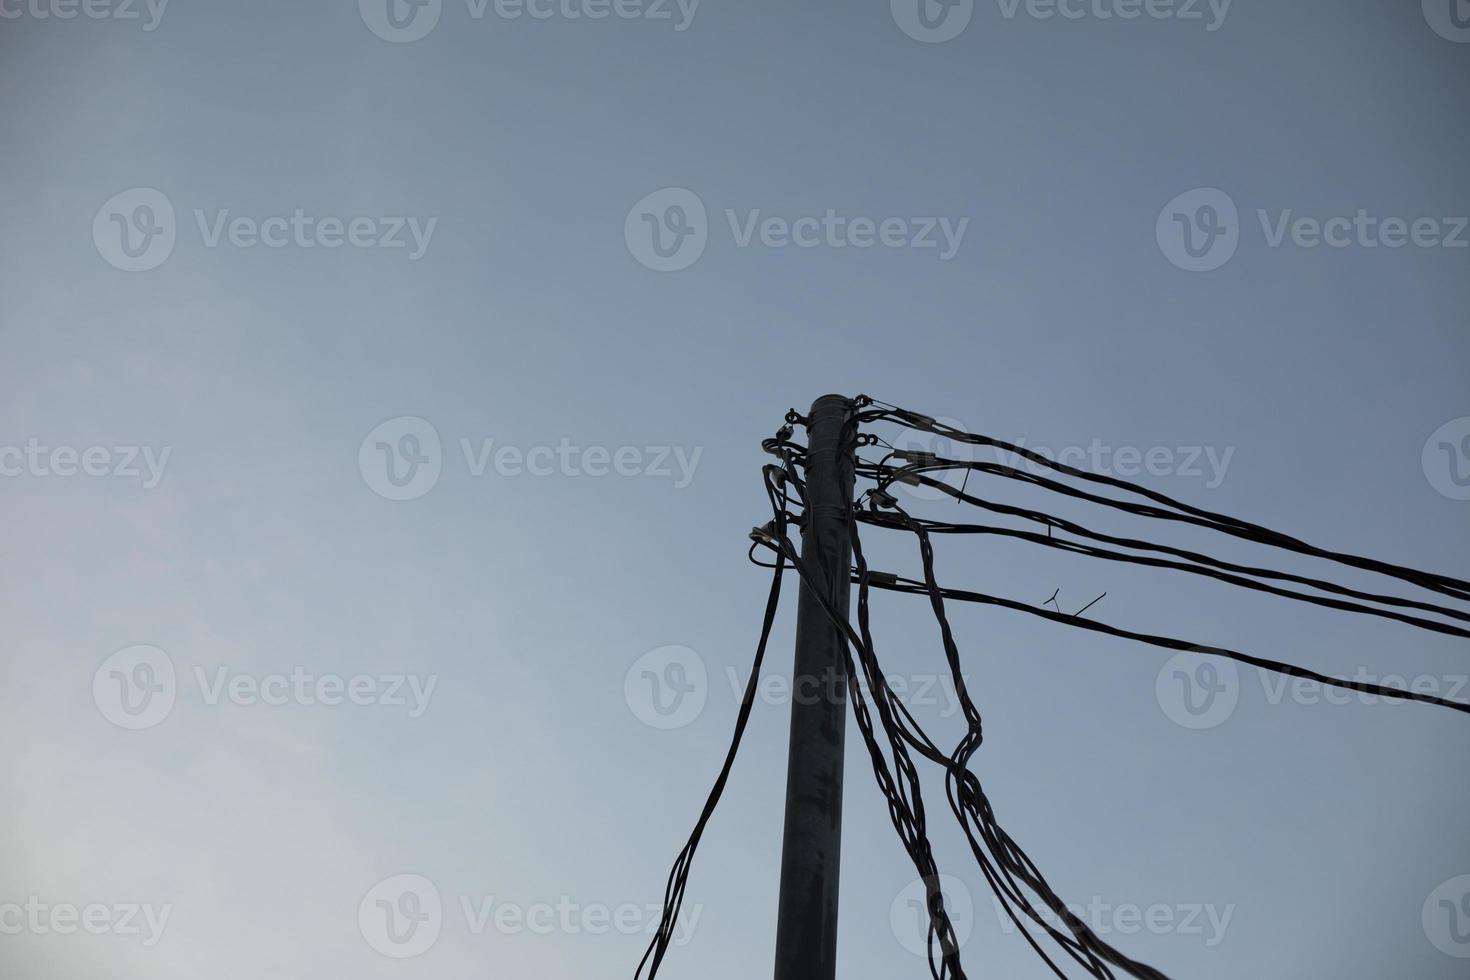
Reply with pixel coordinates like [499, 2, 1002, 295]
[808, 394, 853, 417]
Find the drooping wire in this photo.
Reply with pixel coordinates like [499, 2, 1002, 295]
[863, 398, 1470, 603]
[857, 471, 1470, 631]
[858, 509, 1470, 640]
[763, 398, 1470, 977]
[753, 413, 1174, 979]
[853, 568, 1470, 716]
[846, 407, 1470, 714]
[640, 398, 1470, 980]
[634, 460, 794, 980]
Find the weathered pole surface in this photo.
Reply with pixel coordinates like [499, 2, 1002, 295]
[772, 394, 855, 980]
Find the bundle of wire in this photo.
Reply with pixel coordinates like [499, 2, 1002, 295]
[634, 397, 1470, 980]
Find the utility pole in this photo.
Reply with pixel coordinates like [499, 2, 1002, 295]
[772, 394, 855, 980]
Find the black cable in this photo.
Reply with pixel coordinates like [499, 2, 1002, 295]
[634, 468, 793, 980]
[763, 478, 1172, 979]
[857, 510, 1470, 640]
[860, 466, 1470, 630]
[863, 399, 1470, 603]
[857, 571, 1470, 716]
[646, 400, 1469, 980]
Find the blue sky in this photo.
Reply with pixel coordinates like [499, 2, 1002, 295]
[1, 1, 1468, 977]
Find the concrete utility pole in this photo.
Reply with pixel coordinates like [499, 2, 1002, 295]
[772, 394, 856, 980]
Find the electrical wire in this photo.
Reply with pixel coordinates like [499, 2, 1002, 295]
[862, 398, 1470, 603]
[637, 398, 1470, 980]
